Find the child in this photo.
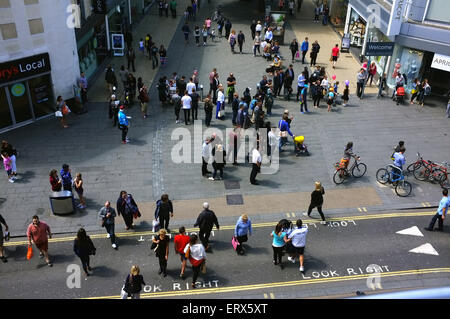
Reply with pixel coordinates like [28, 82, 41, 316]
[210, 28, 216, 42]
[333, 81, 339, 94]
[294, 136, 309, 156]
[194, 26, 200, 46]
[1, 152, 14, 183]
[342, 84, 349, 106]
[139, 38, 145, 54]
[73, 173, 86, 209]
[327, 88, 335, 112]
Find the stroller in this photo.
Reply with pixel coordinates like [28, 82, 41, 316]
[394, 85, 405, 105]
[294, 136, 310, 156]
[209, 28, 216, 42]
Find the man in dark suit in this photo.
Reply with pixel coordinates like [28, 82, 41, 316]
[194, 202, 220, 250]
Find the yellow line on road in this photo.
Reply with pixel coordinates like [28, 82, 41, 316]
[84, 267, 450, 299]
[5, 211, 436, 247]
[270, 293, 275, 299]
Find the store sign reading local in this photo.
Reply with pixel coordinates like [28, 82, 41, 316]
[0, 53, 51, 85]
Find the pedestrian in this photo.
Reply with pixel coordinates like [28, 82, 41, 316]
[342, 84, 349, 106]
[158, 0, 164, 16]
[117, 190, 140, 230]
[301, 37, 309, 64]
[367, 61, 377, 86]
[124, 29, 133, 49]
[270, 222, 288, 269]
[250, 20, 256, 40]
[253, 32, 261, 56]
[229, 30, 237, 53]
[127, 73, 136, 105]
[109, 94, 119, 126]
[164, 0, 169, 17]
[216, 85, 225, 119]
[73, 228, 96, 277]
[121, 265, 146, 299]
[56, 96, 69, 128]
[202, 135, 214, 177]
[99, 201, 118, 249]
[182, 22, 190, 44]
[202, 25, 208, 46]
[326, 88, 335, 112]
[288, 0, 295, 15]
[145, 34, 152, 57]
[138, 85, 149, 118]
[27, 215, 52, 267]
[49, 169, 62, 192]
[226, 73, 236, 104]
[174, 226, 190, 279]
[225, 19, 232, 39]
[204, 94, 214, 127]
[296, 71, 306, 101]
[184, 234, 206, 288]
[264, 27, 273, 43]
[322, 4, 329, 25]
[159, 45, 167, 67]
[1, 152, 14, 183]
[118, 65, 129, 89]
[173, 89, 182, 124]
[210, 144, 226, 181]
[234, 214, 252, 255]
[0, 214, 9, 262]
[310, 40, 320, 66]
[331, 44, 340, 69]
[78, 72, 88, 105]
[60, 164, 72, 191]
[126, 47, 136, 73]
[118, 105, 130, 144]
[152, 229, 170, 276]
[410, 78, 420, 104]
[149, 43, 158, 69]
[304, 182, 327, 224]
[250, 147, 262, 185]
[231, 92, 240, 125]
[208, 68, 217, 95]
[314, 4, 320, 22]
[286, 219, 308, 272]
[205, 17, 212, 32]
[356, 68, 366, 99]
[73, 173, 86, 209]
[186, 77, 196, 97]
[425, 189, 449, 232]
[278, 113, 294, 151]
[237, 30, 245, 54]
[217, 17, 224, 38]
[169, 0, 177, 17]
[299, 84, 309, 114]
[378, 73, 387, 98]
[181, 90, 192, 125]
[105, 65, 117, 94]
[312, 80, 322, 108]
[139, 38, 145, 55]
[278, 0, 284, 10]
[194, 202, 220, 250]
[189, 87, 199, 122]
[417, 79, 431, 107]
[194, 25, 201, 46]
[154, 194, 174, 232]
[212, 73, 220, 104]
[176, 76, 187, 97]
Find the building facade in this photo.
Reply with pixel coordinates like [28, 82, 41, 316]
[344, 0, 450, 95]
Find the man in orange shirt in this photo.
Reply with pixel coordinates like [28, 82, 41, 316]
[27, 215, 52, 267]
[174, 226, 190, 279]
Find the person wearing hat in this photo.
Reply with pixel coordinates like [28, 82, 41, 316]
[304, 182, 326, 224]
[118, 105, 130, 144]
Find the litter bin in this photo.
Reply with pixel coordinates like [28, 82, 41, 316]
[49, 191, 75, 215]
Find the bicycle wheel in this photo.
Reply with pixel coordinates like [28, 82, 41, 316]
[437, 170, 449, 189]
[352, 163, 367, 178]
[333, 168, 346, 185]
[407, 162, 422, 173]
[413, 166, 428, 181]
[395, 180, 412, 197]
[376, 168, 390, 184]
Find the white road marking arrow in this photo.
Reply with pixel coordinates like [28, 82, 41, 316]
[396, 226, 424, 237]
[409, 243, 439, 256]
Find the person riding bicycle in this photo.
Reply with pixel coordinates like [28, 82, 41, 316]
[392, 146, 406, 182]
[391, 140, 405, 160]
[340, 142, 358, 171]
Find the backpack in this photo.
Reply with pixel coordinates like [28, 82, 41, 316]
[154, 199, 162, 219]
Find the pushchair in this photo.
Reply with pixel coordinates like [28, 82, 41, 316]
[394, 85, 405, 105]
[294, 136, 310, 156]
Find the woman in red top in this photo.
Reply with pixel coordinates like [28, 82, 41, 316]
[174, 226, 191, 279]
[331, 44, 340, 69]
[367, 61, 377, 86]
[49, 169, 62, 192]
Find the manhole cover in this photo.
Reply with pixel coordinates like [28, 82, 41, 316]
[226, 194, 244, 206]
[224, 180, 240, 190]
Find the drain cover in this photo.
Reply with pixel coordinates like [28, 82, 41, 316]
[224, 180, 240, 190]
[226, 194, 244, 205]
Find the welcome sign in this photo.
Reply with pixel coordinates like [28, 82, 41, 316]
[0, 53, 51, 85]
[365, 42, 395, 56]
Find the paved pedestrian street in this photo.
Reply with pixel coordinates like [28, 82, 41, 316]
[0, 0, 449, 300]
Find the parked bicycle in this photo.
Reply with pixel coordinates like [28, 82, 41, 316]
[414, 159, 449, 189]
[376, 164, 412, 197]
[406, 152, 425, 174]
[333, 157, 367, 184]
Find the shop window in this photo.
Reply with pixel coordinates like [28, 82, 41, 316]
[348, 9, 366, 48]
[0, 0, 10, 8]
[0, 23, 17, 40]
[24, 0, 39, 5]
[426, 0, 450, 24]
[29, 18, 44, 35]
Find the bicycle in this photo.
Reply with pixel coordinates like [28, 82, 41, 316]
[376, 164, 412, 197]
[333, 157, 367, 185]
[406, 152, 424, 174]
[414, 159, 449, 189]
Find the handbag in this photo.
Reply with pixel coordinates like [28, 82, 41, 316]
[201, 261, 207, 274]
[185, 245, 190, 259]
[278, 130, 288, 138]
[231, 237, 239, 250]
[26, 245, 33, 260]
[218, 109, 225, 118]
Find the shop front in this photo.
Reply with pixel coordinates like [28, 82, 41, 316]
[77, 22, 108, 79]
[386, 46, 424, 92]
[0, 53, 54, 132]
[365, 25, 393, 78]
[347, 7, 366, 48]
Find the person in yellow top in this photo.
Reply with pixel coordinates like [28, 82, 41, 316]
[294, 135, 309, 156]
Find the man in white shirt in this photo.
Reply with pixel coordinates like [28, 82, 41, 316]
[181, 91, 192, 125]
[202, 135, 215, 177]
[287, 219, 308, 272]
[264, 27, 273, 43]
[268, 126, 278, 163]
[216, 85, 225, 119]
[186, 78, 196, 96]
[250, 147, 261, 185]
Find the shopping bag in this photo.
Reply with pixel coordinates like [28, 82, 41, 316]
[201, 261, 207, 274]
[231, 237, 239, 251]
[295, 51, 300, 58]
[26, 245, 33, 260]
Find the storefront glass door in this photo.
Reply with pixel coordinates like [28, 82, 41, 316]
[28, 75, 54, 118]
[0, 87, 13, 129]
[8, 82, 33, 124]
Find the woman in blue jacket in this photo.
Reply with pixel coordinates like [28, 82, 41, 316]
[234, 214, 252, 255]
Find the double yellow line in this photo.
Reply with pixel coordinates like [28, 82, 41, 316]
[4, 211, 435, 247]
[86, 267, 450, 299]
